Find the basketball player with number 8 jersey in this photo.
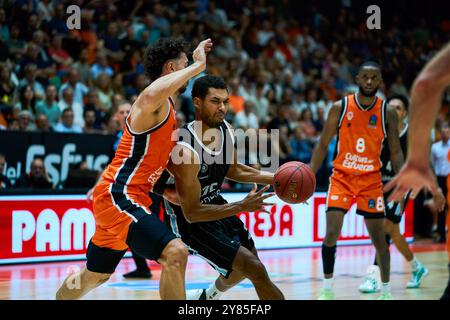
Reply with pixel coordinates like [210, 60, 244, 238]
[310, 61, 405, 300]
[330, 91, 387, 216]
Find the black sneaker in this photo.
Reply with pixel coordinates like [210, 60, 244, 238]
[441, 283, 450, 300]
[123, 269, 152, 279]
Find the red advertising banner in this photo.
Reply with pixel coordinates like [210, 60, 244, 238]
[0, 196, 95, 264]
[0, 194, 414, 264]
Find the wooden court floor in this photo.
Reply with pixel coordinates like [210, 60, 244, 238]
[0, 240, 447, 300]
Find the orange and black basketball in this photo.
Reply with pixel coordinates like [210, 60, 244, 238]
[273, 161, 316, 204]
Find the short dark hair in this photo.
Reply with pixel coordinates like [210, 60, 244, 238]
[62, 108, 74, 116]
[192, 75, 228, 100]
[359, 61, 381, 73]
[387, 94, 409, 112]
[143, 38, 189, 81]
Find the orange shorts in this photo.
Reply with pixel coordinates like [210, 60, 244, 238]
[326, 170, 384, 218]
[91, 181, 151, 251]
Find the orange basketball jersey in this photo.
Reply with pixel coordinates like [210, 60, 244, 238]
[99, 98, 177, 219]
[333, 94, 387, 175]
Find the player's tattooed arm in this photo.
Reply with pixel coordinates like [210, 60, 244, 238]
[168, 146, 274, 222]
[386, 106, 405, 174]
[309, 101, 342, 174]
[226, 149, 274, 185]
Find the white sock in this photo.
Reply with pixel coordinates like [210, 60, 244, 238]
[323, 278, 334, 291]
[381, 282, 391, 294]
[206, 283, 224, 300]
[410, 256, 420, 271]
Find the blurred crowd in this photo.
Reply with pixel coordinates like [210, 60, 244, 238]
[0, 0, 450, 189]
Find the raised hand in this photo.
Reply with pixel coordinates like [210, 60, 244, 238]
[192, 38, 213, 66]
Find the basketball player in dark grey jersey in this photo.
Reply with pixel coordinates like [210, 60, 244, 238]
[359, 95, 445, 293]
[154, 75, 284, 300]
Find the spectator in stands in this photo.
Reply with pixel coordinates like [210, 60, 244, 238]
[298, 108, 317, 139]
[90, 51, 114, 80]
[14, 157, 53, 189]
[102, 22, 125, 63]
[17, 110, 35, 131]
[95, 72, 114, 112]
[84, 88, 103, 126]
[125, 74, 148, 101]
[59, 87, 84, 128]
[46, 3, 68, 35]
[390, 75, 409, 97]
[289, 126, 315, 164]
[233, 100, 259, 130]
[59, 68, 89, 105]
[14, 84, 36, 117]
[431, 124, 450, 243]
[0, 153, 11, 188]
[72, 49, 91, 85]
[35, 113, 53, 132]
[48, 33, 73, 74]
[102, 111, 120, 135]
[54, 108, 82, 134]
[83, 109, 102, 134]
[18, 64, 45, 99]
[153, 3, 171, 37]
[114, 102, 131, 131]
[36, 84, 60, 127]
[268, 104, 292, 135]
[0, 63, 15, 105]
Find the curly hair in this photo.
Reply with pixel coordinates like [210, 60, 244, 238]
[143, 38, 189, 81]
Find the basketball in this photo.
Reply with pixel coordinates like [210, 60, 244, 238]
[273, 161, 316, 204]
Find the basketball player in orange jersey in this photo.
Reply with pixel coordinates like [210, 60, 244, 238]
[385, 42, 450, 300]
[55, 38, 213, 300]
[310, 61, 404, 300]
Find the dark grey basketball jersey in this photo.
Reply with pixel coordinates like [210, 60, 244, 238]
[177, 120, 235, 205]
[381, 123, 408, 182]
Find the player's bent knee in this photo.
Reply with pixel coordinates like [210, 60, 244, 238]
[161, 239, 188, 268]
[241, 258, 269, 282]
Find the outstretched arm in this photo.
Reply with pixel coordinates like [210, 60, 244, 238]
[407, 42, 450, 167]
[309, 101, 342, 173]
[385, 42, 450, 201]
[168, 146, 274, 223]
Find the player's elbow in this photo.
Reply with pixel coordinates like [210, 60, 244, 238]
[183, 210, 198, 223]
[413, 72, 443, 93]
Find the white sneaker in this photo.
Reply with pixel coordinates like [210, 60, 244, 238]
[359, 265, 381, 293]
[406, 263, 429, 289]
[186, 289, 207, 300]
